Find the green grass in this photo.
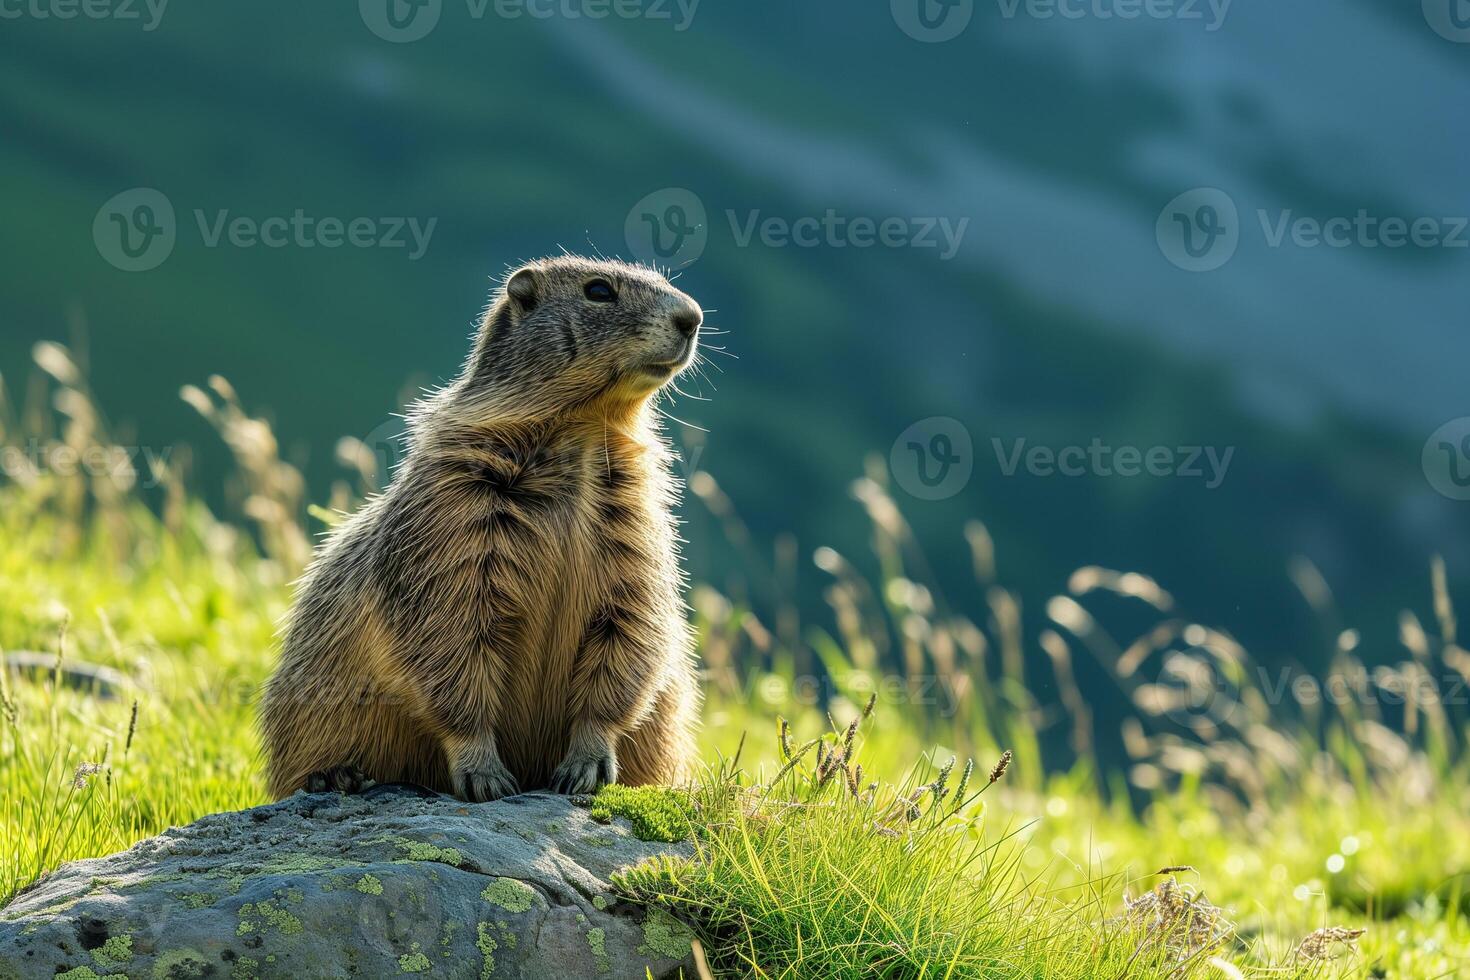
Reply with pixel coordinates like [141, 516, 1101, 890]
[618, 758, 1243, 979]
[2, 349, 1468, 977]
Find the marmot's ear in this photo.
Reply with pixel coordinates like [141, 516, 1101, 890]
[506, 267, 541, 313]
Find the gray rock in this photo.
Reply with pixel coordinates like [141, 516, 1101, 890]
[0, 790, 699, 979]
[5, 653, 129, 701]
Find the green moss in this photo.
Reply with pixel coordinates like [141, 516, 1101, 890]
[586, 926, 610, 973]
[236, 897, 303, 936]
[480, 876, 535, 913]
[389, 839, 464, 867]
[111, 872, 186, 895]
[151, 948, 210, 979]
[592, 894, 610, 910]
[397, 945, 430, 973]
[257, 855, 357, 875]
[90, 933, 133, 966]
[56, 969, 102, 980]
[202, 854, 358, 896]
[178, 892, 215, 909]
[355, 874, 383, 895]
[638, 908, 695, 960]
[475, 923, 497, 979]
[588, 785, 694, 843]
[230, 956, 259, 980]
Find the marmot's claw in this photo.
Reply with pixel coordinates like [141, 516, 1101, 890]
[459, 761, 520, 803]
[305, 765, 377, 795]
[550, 751, 616, 796]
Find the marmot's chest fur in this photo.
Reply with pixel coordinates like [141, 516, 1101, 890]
[368, 422, 679, 777]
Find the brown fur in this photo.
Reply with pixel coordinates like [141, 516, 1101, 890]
[260, 256, 704, 801]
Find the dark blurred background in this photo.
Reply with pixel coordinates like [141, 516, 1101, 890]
[2, 2, 1468, 717]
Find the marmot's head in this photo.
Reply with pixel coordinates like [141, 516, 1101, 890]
[461, 255, 703, 421]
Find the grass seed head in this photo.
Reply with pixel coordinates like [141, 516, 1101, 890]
[989, 750, 1012, 786]
[71, 762, 105, 789]
[952, 759, 974, 810]
[1296, 926, 1366, 962]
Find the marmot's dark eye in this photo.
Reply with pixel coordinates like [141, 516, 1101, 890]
[584, 279, 616, 303]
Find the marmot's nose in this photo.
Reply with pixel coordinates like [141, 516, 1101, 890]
[672, 304, 702, 339]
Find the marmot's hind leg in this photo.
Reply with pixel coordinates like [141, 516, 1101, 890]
[617, 680, 699, 787]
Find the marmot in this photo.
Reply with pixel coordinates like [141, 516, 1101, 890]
[260, 256, 704, 801]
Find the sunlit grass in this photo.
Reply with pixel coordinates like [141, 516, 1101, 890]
[2, 342, 1467, 976]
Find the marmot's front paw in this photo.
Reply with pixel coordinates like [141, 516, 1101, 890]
[456, 758, 520, 803]
[306, 764, 377, 795]
[550, 748, 617, 795]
